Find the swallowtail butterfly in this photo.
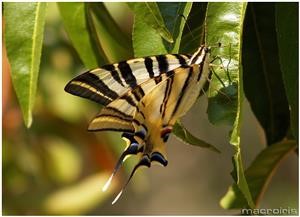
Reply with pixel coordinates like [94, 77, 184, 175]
[65, 45, 211, 203]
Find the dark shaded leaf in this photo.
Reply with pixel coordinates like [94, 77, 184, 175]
[221, 140, 297, 208]
[173, 121, 220, 153]
[4, 2, 48, 127]
[242, 3, 290, 145]
[275, 3, 299, 140]
[180, 2, 207, 53]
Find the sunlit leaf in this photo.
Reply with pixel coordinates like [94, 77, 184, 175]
[4, 2, 48, 128]
[205, 2, 255, 209]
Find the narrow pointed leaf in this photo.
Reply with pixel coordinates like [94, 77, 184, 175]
[276, 3, 298, 140]
[4, 2, 48, 128]
[220, 140, 297, 208]
[128, 2, 173, 43]
[205, 2, 254, 208]
[173, 121, 220, 153]
[58, 3, 107, 68]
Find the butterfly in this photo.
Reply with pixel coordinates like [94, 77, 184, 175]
[64, 45, 211, 203]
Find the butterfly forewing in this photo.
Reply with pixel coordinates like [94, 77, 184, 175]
[64, 54, 191, 105]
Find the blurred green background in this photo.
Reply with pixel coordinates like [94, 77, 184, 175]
[2, 3, 298, 215]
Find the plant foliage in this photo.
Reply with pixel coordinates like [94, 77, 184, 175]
[4, 2, 297, 214]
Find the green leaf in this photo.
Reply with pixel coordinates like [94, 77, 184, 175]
[4, 2, 48, 128]
[131, 2, 192, 57]
[276, 3, 298, 140]
[205, 2, 254, 208]
[205, 3, 242, 126]
[128, 2, 173, 44]
[57, 3, 107, 68]
[158, 2, 193, 53]
[132, 7, 167, 57]
[173, 121, 220, 153]
[242, 3, 290, 145]
[88, 3, 133, 62]
[220, 140, 297, 209]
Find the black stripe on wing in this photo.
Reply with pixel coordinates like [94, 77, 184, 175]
[118, 61, 137, 89]
[156, 55, 169, 73]
[102, 64, 125, 87]
[144, 57, 154, 78]
[120, 94, 138, 107]
[132, 85, 145, 102]
[161, 76, 174, 118]
[64, 71, 119, 105]
[171, 66, 194, 117]
[97, 106, 134, 120]
[173, 54, 189, 66]
[88, 106, 134, 132]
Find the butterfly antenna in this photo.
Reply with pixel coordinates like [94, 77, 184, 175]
[209, 65, 226, 88]
[210, 43, 234, 83]
[102, 142, 140, 192]
[111, 155, 151, 205]
[225, 43, 232, 82]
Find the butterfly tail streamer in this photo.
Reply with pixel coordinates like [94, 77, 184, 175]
[102, 135, 142, 192]
[111, 154, 151, 205]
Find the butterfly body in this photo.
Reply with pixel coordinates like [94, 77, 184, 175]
[65, 45, 211, 202]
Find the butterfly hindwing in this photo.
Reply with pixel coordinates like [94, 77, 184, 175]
[88, 70, 176, 132]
